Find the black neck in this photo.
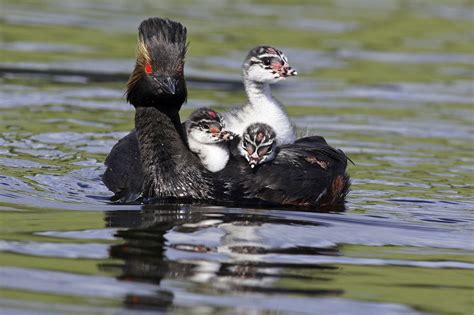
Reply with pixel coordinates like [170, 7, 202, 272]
[135, 107, 214, 200]
[167, 110, 187, 144]
[127, 76, 187, 143]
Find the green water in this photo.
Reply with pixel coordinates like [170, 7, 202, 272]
[0, 0, 473, 314]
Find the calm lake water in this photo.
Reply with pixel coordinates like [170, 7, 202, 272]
[1, 0, 473, 314]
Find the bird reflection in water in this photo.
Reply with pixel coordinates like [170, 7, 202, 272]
[100, 204, 344, 312]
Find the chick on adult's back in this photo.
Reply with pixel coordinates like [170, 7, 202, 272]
[185, 108, 236, 172]
[223, 46, 297, 145]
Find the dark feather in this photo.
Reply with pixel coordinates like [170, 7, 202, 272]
[221, 135, 351, 208]
[102, 131, 143, 202]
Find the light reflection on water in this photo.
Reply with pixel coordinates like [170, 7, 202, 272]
[0, 0, 473, 314]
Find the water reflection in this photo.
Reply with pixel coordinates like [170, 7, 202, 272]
[94, 203, 473, 313]
[102, 205, 342, 312]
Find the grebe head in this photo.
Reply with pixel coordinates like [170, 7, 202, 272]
[127, 18, 188, 109]
[187, 108, 236, 144]
[240, 123, 277, 168]
[243, 46, 297, 84]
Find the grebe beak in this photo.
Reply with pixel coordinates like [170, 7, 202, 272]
[160, 77, 177, 95]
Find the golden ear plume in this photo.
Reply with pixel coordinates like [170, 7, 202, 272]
[137, 36, 152, 67]
[127, 36, 152, 94]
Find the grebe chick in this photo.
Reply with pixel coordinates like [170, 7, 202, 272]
[239, 123, 277, 168]
[186, 108, 236, 172]
[223, 46, 297, 145]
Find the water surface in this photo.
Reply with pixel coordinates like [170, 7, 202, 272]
[0, 0, 473, 314]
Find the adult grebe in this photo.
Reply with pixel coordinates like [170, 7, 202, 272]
[104, 18, 214, 202]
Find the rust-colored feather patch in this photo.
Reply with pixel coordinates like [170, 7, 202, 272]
[304, 155, 328, 169]
[331, 175, 344, 197]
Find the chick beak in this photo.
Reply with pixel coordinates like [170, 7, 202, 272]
[248, 153, 260, 168]
[282, 63, 298, 77]
[220, 130, 235, 141]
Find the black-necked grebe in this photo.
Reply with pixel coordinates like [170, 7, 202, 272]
[105, 17, 215, 202]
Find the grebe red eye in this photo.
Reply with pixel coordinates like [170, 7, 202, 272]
[145, 63, 152, 74]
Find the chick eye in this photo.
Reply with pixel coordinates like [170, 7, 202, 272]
[261, 57, 271, 66]
[201, 123, 209, 129]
